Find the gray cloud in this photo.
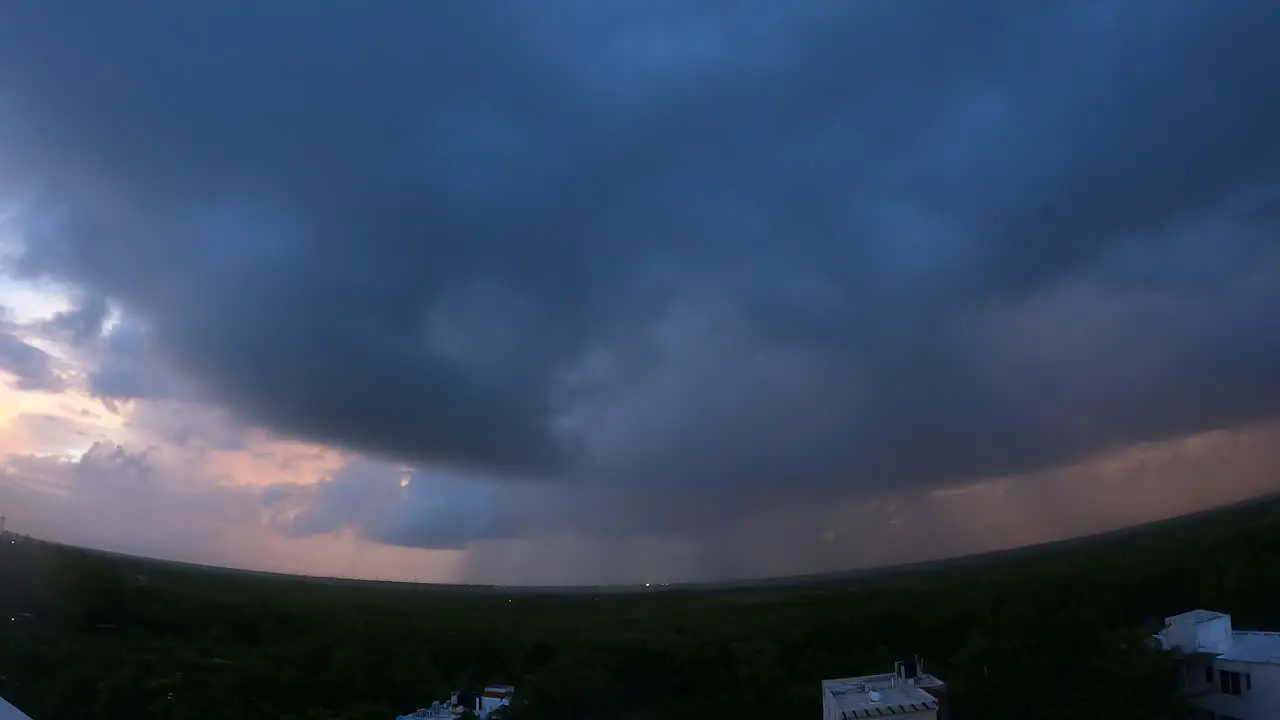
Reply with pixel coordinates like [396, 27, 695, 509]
[0, 331, 65, 392]
[277, 461, 518, 550]
[2, 1, 1280, 565]
[85, 320, 181, 403]
[30, 303, 189, 408]
[448, 421, 1280, 585]
[40, 295, 108, 346]
[0, 441, 269, 564]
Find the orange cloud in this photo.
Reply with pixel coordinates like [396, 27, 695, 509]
[203, 436, 349, 488]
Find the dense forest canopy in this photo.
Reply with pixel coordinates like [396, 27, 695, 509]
[9, 497, 1280, 719]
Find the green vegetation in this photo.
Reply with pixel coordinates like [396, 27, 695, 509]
[10, 497, 1280, 719]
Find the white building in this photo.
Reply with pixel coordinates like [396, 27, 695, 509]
[396, 685, 514, 720]
[0, 696, 33, 720]
[477, 685, 515, 716]
[1154, 609, 1280, 720]
[822, 659, 950, 720]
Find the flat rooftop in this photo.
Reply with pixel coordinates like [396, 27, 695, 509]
[1157, 609, 1280, 664]
[824, 672, 945, 690]
[0, 697, 32, 720]
[1166, 609, 1227, 625]
[1219, 631, 1280, 663]
[825, 682, 939, 718]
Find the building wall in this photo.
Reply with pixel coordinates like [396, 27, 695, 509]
[889, 710, 936, 720]
[1198, 617, 1235, 655]
[1169, 615, 1234, 654]
[1181, 656, 1219, 697]
[919, 684, 949, 720]
[1190, 660, 1280, 720]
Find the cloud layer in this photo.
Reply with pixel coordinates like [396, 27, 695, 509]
[0, 1, 1279, 579]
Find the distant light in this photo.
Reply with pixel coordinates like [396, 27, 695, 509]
[645, 583, 650, 587]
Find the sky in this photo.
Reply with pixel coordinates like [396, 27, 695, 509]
[0, 1, 1278, 586]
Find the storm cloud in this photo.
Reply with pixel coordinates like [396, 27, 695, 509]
[2, 1, 1280, 558]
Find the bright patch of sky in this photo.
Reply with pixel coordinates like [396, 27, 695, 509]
[0, 208, 80, 326]
[0, 276, 72, 325]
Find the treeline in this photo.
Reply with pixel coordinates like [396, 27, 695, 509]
[7, 498, 1280, 719]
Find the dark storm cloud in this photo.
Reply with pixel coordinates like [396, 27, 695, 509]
[41, 296, 108, 346]
[85, 321, 176, 403]
[2, 0, 1280, 546]
[277, 462, 518, 550]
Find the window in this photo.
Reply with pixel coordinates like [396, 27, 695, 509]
[1219, 669, 1242, 696]
[1245, 672, 1251, 690]
[1205, 665, 1214, 683]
